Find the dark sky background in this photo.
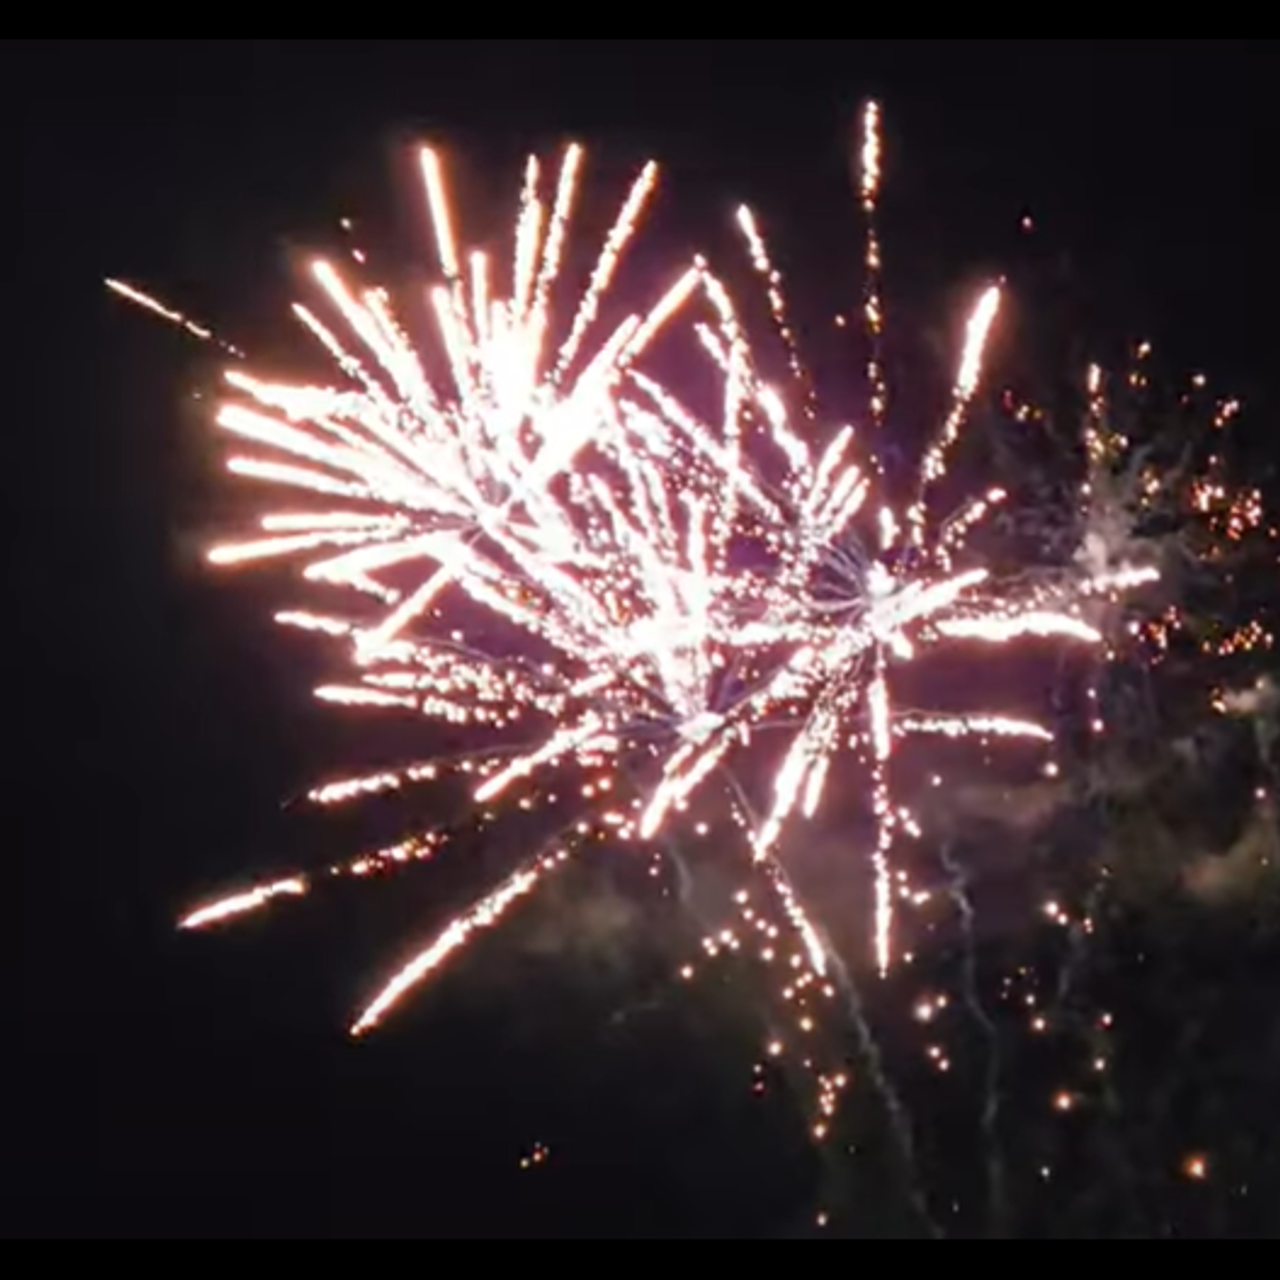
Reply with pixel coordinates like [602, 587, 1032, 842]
[12, 40, 1280, 1238]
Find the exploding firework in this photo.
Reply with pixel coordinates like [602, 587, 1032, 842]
[112, 109, 1277, 1198]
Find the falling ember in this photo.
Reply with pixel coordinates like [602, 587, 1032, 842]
[1183, 1155, 1210, 1182]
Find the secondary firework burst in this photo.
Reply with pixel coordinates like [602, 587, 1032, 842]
[1078, 354, 1277, 672]
[654, 104, 1164, 984]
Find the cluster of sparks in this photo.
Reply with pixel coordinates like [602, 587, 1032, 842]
[113, 106, 1272, 1159]
[1082, 354, 1279, 674]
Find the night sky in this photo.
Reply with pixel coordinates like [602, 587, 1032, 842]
[13, 40, 1280, 1238]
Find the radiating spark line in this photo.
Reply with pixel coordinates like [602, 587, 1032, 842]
[910, 286, 1003, 546]
[900, 716, 1054, 743]
[860, 103, 890, 448]
[421, 149, 462, 282]
[352, 847, 571, 1037]
[937, 613, 1101, 644]
[181, 879, 308, 930]
[178, 826, 494, 975]
[106, 278, 245, 358]
[736, 206, 815, 418]
[556, 161, 660, 379]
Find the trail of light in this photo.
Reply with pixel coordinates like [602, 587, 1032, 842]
[900, 716, 1053, 743]
[106, 278, 245, 357]
[180, 879, 307, 930]
[351, 848, 571, 1037]
[181, 831, 451, 932]
[557, 161, 660, 379]
[209, 529, 389, 567]
[421, 149, 462, 281]
[1082, 566, 1160, 595]
[736, 207, 814, 417]
[936, 613, 1101, 645]
[310, 765, 440, 806]
[860, 103, 890, 446]
[869, 661, 895, 975]
[276, 612, 357, 638]
[910, 286, 1003, 546]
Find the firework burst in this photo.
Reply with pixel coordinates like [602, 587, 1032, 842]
[113, 108, 1217, 1150]
[650, 106, 1162, 981]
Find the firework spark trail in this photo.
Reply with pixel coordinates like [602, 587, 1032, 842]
[106, 278, 246, 358]
[898, 716, 1053, 743]
[180, 835, 450, 932]
[1080, 364, 1117, 741]
[908, 285, 1003, 551]
[868, 657, 895, 976]
[351, 842, 574, 1038]
[935, 614, 1102, 646]
[736, 207, 816, 420]
[939, 842, 1008, 1239]
[860, 103, 890, 452]
[180, 879, 308, 930]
